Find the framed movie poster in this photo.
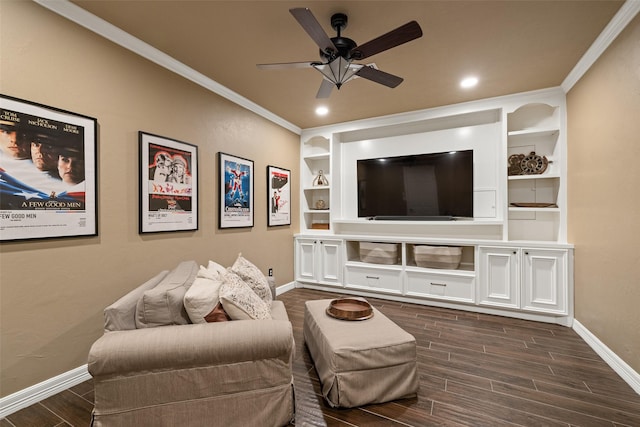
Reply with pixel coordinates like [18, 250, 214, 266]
[267, 165, 291, 227]
[219, 152, 253, 228]
[139, 132, 198, 233]
[0, 94, 97, 241]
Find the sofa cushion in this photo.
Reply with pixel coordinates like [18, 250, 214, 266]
[183, 267, 223, 324]
[219, 270, 272, 320]
[104, 270, 169, 332]
[231, 254, 273, 304]
[135, 260, 199, 328]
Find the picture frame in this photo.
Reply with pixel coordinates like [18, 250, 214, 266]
[219, 152, 253, 228]
[0, 94, 98, 241]
[267, 165, 291, 227]
[139, 131, 198, 234]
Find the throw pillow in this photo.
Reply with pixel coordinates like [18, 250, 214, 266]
[135, 260, 199, 328]
[219, 270, 272, 320]
[230, 253, 273, 304]
[183, 274, 223, 324]
[207, 260, 227, 277]
[198, 265, 220, 281]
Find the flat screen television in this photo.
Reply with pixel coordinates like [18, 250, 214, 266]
[357, 150, 473, 220]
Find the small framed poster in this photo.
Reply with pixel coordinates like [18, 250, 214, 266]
[139, 131, 198, 233]
[0, 94, 97, 241]
[219, 152, 253, 228]
[267, 165, 291, 227]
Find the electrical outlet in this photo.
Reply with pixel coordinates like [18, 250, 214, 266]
[268, 268, 273, 277]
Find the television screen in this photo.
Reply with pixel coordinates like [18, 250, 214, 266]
[357, 150, 473, 219]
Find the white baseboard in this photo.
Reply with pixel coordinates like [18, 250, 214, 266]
[573, 319, 640, 395]
[0, 364, 91, 418]
[276, 281, 296, 296]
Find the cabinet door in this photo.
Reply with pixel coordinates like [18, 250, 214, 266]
[318, 239, 342, 285]
[296, 239, 317, 282]
[522, 248, 567, 314]
[478, 247, 520, 309]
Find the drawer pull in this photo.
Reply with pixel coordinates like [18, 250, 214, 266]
[430, 282, 447, 287]
[366, 275, 380, 280]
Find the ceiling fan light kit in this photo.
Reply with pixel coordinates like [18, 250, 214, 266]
[312, 59, 360, 89]
[257, 8, 423, 98]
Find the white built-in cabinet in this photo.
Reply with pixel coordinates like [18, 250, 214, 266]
[295, 237, 572, 325]
[478, 246, 568, 315]
[294, 88, 573, 326]
[295, 238, 342, 286]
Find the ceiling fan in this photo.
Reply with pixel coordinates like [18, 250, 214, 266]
[257, 8, 423, 98]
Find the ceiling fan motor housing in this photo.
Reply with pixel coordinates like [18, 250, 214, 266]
[320, 13, 358, 61]
[321, 36, 357, 60]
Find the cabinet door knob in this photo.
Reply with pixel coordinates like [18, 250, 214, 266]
[525, 251, 529, 255]
[513, 251, 517, 254]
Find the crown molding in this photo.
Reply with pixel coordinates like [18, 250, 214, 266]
[32, 0, 301, 135]
[562, 0, 640, 92]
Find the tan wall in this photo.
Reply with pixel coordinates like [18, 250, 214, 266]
[567, 15, 640, 372]
[0, 1, 299, 396]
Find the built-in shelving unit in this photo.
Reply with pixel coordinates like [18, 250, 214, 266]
[295, 88, 572, 326]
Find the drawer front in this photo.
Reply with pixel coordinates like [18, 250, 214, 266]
[345, 265, 403, 294]
[406, 271, 475, 303]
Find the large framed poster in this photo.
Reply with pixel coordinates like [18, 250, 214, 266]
[218, 152, 253, 228]
[139, 132, 198, 233]
[267, 165, 291, 227]
[0, 94, 97, 241]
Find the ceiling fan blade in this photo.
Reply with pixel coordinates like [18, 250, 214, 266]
[257, 61, 317, 70]
[316, 78, 334, 98]
[350, 21, 423, 60]
[290, 8, 337, 55]
[355, 66, 403, 88]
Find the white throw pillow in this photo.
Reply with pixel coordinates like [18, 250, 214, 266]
[219, 270, 272, 320]
[183, 274, 223, 324]
[198, 265, 220, 281]
[207, 260, 227, 276]
[230, 253, 272, 304]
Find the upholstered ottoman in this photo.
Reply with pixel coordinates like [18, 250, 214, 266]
[303, 299, 419, 408]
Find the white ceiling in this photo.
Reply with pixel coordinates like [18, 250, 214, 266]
[65, 1, 624, 130]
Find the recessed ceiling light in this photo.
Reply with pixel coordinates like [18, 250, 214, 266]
[460, 76, 478, 88]
[315, 106, 329, 116]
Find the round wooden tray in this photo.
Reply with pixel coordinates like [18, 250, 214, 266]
[326, 298, 374, 321]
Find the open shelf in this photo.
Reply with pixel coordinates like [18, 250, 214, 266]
[506, 101, 564, 242]
[301, 135, 332, 232]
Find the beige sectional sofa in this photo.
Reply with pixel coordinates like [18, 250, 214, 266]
[88, 259, 295, 427]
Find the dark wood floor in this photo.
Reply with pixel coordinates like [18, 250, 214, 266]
[3, 287, 639, 426]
